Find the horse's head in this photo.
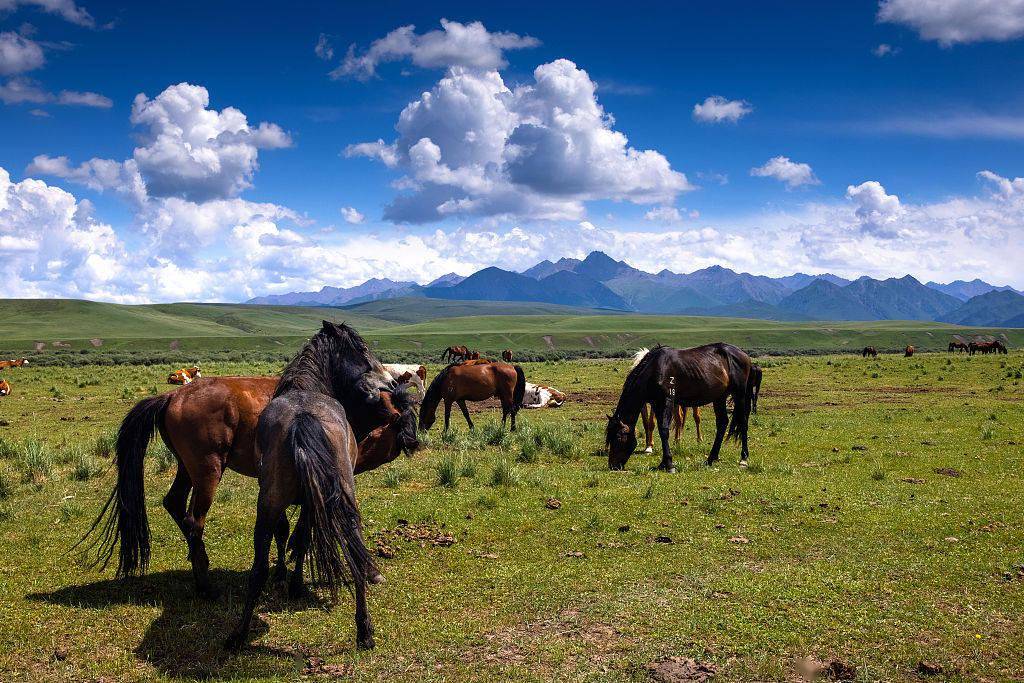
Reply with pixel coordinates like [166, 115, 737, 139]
[605, 413, 636, 470]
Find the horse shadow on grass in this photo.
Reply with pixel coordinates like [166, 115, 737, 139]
[27, 569, 329, 679]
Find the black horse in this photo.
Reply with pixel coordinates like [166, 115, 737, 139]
[225, 321, 395, 651]
[862, 346, 878, 358]
[606, 343, 754, 472]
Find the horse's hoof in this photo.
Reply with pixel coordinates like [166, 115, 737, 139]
[369, 571, 386, 585]
[357, 634, 376, 650]
[272, 568, 288, 586]
[224, 630, 246, 652]
[288, 581, 311, 600]
[644, 447, 653, 454]
[739, 460, 749, 468]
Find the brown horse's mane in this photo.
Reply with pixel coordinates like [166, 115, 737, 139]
[420, 364, 452, 417]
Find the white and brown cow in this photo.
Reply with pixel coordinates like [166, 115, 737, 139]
[521, 382, 566, 409]
[383, 363, 427, 394]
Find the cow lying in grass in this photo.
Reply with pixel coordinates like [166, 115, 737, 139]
[522, 382, 566, 409]
[167, 366, 201, 385]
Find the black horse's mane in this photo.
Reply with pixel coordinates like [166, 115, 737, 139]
[420, 365, 452, 411]
[276, 322, 384, 398]
[606, 345, 664, 444]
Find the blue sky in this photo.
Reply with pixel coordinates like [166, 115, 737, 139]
[1, 0, 1023, 302]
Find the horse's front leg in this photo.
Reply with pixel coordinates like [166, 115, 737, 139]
[457, 399, 474, 430]
[654, 396, 675, 473]
[443, 399, 452, 432]
[706, 399, 728, 465]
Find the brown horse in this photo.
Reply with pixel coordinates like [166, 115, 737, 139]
[226, 321, 385, 651]
[501, 349, 513, 362]
[0, 358, 28, 369]
[970, 340, 1007, 355]
[905, 345, 915, 357]
[862, 346, 878, 358]
[640, 403, 701, 451]
[948, 341, 969, 353]
[441, 345, 469, 364]
[82, 323, 417, 599]
[467, 350, 481, 360]
[0, 379, 10, 396]
[607, 344, 753, 471]
[420, 362, 526, 432]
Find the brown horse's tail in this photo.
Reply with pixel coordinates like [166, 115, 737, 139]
[289, 412, 376, 601]
[719, 346, 752, 443]
[513, 364, 526, 409]
[78, 393, 170, 577]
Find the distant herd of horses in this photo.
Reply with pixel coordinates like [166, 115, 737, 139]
[0, 328, 1007, 652]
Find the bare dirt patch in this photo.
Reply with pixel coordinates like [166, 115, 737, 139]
[542, 335, 555, 350]
[648, 656, 717, 682]
[169, 340, 180, 350]
[89, 338, 103, 347]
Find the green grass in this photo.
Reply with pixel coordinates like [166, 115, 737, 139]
[0, 352, 1022, 680]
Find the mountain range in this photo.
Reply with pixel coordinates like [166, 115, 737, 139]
[246, 251, 1024, 327]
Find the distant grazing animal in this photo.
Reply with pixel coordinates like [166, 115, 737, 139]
[81, 323, 418, 603]
[610, 344, 754, 471]
[467, 350, 481, 360]
[0, 358, 28, 369]
[0, 379, 10, 396]
[420, 361, 526, 432]
[997, 340, 1009, 354]
[862, 347, 878, 358]
[970, 340, 1007, 355]
[904, 345, 915, 357]
[225, 321, 393, 651]
[521, 382, 566, 409]
[383, 363, 427, 394]
[441, 345, 469, 364]
[948, 341, 969, 354]
[167, 366, 202, 385]
[501, 349, 513, 362]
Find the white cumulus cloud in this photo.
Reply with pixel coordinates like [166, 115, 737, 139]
[0, 30, 44, 75]
[978, 169, 1024, 197]
[750, 156, 820, 189]
[878, 0, 1024, 46]
[692, 95, 752, 123]
[340, 206, 365, 224]
[0, 0, 95, 28]
[332, 19, 539, 80]
[846, 180, 904, 236]
[0, 76, 110, 107]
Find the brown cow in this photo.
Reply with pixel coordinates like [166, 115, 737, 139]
[904, 345, 915, 357]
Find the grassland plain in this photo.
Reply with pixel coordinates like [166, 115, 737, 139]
[2, 299, 1022, 363]
[0, 351, 1022, 681]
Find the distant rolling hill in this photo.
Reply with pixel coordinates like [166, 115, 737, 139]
[339, 297, 617, 324]
[938, 290, 1024, 327]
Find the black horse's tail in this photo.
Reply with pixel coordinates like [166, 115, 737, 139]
[719, 345, 752, 442]
[78, 393, 171, 577]
[513, 364, 526, 408]
[289, 412, 376, 601]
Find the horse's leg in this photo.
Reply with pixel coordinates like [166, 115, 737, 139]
[654, 395, 675, 473]
[226, 490, 287, 651]
[641, 403, 654, 453]
[443, 399, 452, 432]
[694, 406, 703, 443]
[509, 397, 518, 432]
[287, 506, 311, 599]
[674, 405, 685, 443]
[500, 398, 509, 430]
[185, 465, 222, 599]
[706, 399, 728, 466]
[457, 399, 474, 430]
[272, 513, 289, 585]
[161, 463, 192, 543]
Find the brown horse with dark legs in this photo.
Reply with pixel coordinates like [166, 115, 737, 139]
[81, 323, 417, 600]
[226, 321, 384, 651]
[607, 344, 754, 472]
[905, 345, 915, 357]
[862, 346, 878, 358]
[501, 349, 513, 362]
[419, 362, 526, 432]
[441, 345, 469, 364]
[949, 341, 969, 353]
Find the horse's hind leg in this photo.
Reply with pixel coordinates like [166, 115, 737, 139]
[287, 506, 311, 599]
[674, 405, 685, 443]
[162, 464, 192, 541]
[185, 466, 222, 599]
[693, 406, 703, 443]
[457, 399, 474, 430]
[272, 514, 289, 585]
[641, 404, 654, 453]
[654, 396, 676, 473]
[226, 491, 287, 651]
[706, 399, 728, 466]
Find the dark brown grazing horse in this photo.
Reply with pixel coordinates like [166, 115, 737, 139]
[640, 403, 701, 451]
[81, 324, 417, 599]
[948, 341, 969, 353]
[420, 362, 526, 432]
[970, 340, 1007, 355]
[862, 346, 878, 358]
[606, 344, 754, 472]
[226, 321, 387, 651]
[0, 379, 10, 396]
[0, 358, 29, 369]
[905, 345, 915, 357]
[501, 349, 513, 362]
[441, 345, 469, 364]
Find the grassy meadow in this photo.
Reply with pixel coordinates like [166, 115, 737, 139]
[0, 349, 1022, 681]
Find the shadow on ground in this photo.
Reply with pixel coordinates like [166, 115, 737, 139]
[27, 569, 337, 679]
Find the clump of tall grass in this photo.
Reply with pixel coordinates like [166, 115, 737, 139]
[489, 458, 519, 487]
[383, 466, 407, 489]
[0, 465, 14, 500]
[93, 431, 117, 459]
[71, 449, 105, 482]
[151, 441, 176, 473]
[436, 454, 460, 488]
[18, 439, 53, 485]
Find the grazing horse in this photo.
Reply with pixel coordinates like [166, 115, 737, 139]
[467, 350, 481, 360]
[997, 340, 1009, 354]
[862, 346, 878, 358]
[0, 379, 10, 396]
[420, 362, 526, 432]
[521, 382, 566, 409]
[0, 358, 28, 369]
[501, 349, 513, 362]
[81, 323, 416, 599]
[226, 321, 387, 651]
[971, 340, 1006, 355]
[948, 341, 969, 353]
[167, 366, 202, 385]
[383, 363, 427, 394]
[904, 345, 915, 357]
[607, 344, 753, 472]
[441, 345, 469, 364]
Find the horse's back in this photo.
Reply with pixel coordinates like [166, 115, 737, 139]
[257, 390, 358, 474]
